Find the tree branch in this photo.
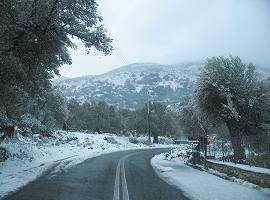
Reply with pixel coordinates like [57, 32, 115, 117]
[43, 0, 59, 33]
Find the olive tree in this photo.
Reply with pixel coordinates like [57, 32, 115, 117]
[196, 56, 258, 161]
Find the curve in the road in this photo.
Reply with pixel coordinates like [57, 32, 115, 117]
[3, 149, 189, 200]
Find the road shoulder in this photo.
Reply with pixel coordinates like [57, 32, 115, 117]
[151, 153, 270, 200]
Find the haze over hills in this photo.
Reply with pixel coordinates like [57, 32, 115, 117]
[54, 62, 270, 109]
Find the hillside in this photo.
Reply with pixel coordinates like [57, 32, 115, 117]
[54, 62, 270, 109]
[54, 62, 203, 108]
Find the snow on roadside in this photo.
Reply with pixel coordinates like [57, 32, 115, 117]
[151, 151, 270, 200]
[207, 159, 270, 174]
[0, 131, 170, 199]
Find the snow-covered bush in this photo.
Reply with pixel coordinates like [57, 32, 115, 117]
[19, 114, 49, 135]
[65, 137, 79, 143]
[83, 137, 94, 148]
[129, 137, 139, 144]
[164, 145, 194, 162]
[158, 137, 174, 145]
[0, 147, 10, 162]
[20, 114, 43, 129]
[137, 137, 150, 144]
[0, 112, 13, 126]
[104, 136, 119, 144]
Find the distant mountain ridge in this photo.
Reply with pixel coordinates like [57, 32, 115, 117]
[54, 62, 269, 109]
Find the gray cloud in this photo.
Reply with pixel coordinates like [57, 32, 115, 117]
[60, 0, 270, 77]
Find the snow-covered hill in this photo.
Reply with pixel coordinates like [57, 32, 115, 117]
[54, 62, 270, 109]
[54, 62, 203, 108]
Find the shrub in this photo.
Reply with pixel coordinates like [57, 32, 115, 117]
[0, 147, 10, 162]
[129, 137, 139, 144]
[104, 136, 119, 144]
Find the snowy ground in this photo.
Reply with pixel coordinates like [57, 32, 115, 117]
[0, 131, 173, 199]
[151, 146, 270, 200]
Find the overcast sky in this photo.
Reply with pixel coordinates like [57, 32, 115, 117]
[59, 0, 270, 78]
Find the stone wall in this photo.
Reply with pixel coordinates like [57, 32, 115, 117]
[206, 160, 270, 188]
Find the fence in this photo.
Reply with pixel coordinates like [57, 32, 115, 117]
[205, 134, 270, 168]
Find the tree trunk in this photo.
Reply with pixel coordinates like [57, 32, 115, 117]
[63, 122, 67, 131]
[153, 133, 158, 144]
[227, 124, 246, 162]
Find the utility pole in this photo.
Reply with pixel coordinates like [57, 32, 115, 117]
[120, 96, 123, 133]
[147, 100, 151, 143]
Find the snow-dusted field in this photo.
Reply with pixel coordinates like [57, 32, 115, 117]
[0, 131, 171, 199]
[151, 147, 270, 200]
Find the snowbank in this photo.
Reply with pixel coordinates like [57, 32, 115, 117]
[0, 131, 172, 199]
[151, 152, 270, 200]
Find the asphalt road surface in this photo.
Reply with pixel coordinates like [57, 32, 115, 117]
[4, 149, 189, 200]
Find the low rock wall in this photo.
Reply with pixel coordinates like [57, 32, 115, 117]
[206, 161, 270, 188]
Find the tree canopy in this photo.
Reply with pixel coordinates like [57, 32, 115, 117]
[196, 56, 270, 161]
[0, 0, 112, 129]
